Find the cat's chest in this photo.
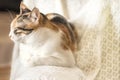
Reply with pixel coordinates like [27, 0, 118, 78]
[19, 37, 61, 58]
[19, 44, 53, 58]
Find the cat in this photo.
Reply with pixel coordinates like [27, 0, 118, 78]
[9, 2, 78, 67]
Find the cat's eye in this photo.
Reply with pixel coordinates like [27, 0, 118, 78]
[14, 27, 34, 35]
[14, 29, 22, 34]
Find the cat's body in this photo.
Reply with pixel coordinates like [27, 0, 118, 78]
[9, 3, 78, 67]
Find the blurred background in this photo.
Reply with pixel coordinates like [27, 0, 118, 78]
[0, 0, 21, 80]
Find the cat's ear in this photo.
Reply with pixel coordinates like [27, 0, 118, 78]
[20, 2, 31, 14]
[30, 7, 40, 21]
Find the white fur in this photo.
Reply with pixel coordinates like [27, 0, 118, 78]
[10, 26, 75, 67]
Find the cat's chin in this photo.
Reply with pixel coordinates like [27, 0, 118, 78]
[10, 35, 25, 43]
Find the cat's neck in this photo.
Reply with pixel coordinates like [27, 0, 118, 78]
[20, 27, 61, 48]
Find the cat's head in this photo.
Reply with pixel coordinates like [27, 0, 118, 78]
[9, 3, 77, 51]
[9, 2, 45, 43]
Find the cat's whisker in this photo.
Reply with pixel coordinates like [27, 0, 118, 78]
[6, 9, 15, 21]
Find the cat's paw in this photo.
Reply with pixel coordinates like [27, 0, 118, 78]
[21, 55, 38, 67]
[22, 60, 35, 67]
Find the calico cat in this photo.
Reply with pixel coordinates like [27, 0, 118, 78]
[9, 2, 78, 67]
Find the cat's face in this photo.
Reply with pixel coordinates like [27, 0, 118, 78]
[9, 3, 42, 43]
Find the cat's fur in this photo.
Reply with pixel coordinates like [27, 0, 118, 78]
[9, 3, 78, 67]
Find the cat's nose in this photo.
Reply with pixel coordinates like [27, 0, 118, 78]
[9, 32, 14, 40]
[9, 32, 12, 38]
[9, 34, 11, 38]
